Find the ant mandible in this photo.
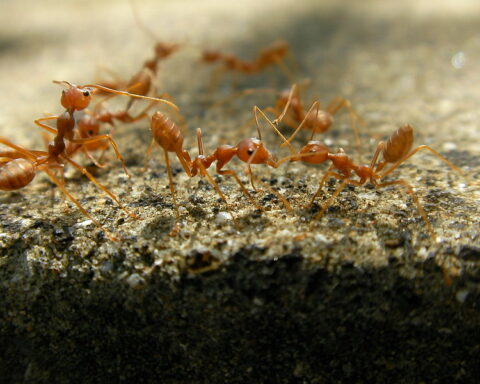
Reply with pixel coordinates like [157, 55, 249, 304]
[269, 122, 463, 239]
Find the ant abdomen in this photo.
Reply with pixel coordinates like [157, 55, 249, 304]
[383, 124, 414, 163]
[306, 110, 334, 133]
[151, 112, 184, 152]
[0, 158, 36, 191]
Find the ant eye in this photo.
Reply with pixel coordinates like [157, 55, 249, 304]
[83, 90, 90, 97]
[247, 149, 254, 155]
[88, 130, 94, 135]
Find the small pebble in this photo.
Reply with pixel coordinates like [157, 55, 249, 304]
[126, 273, 145, 289]
[455, 290, 469, 303]
[215, 211, 232, 225]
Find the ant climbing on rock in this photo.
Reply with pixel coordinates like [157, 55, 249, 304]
[268, 121, 463, 239]
[0, 137, 138, 241]
[145, 108, 292, 235]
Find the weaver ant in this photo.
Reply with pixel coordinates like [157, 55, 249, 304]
[268, 84, 363, 155]
[34, 81, 178, 176]
[269, 121, 463, 239]
[201, 40, 294, 90]
[146, 108, 292, 235]
[95, 0, 180, 111]
[0, 137, 138, 241]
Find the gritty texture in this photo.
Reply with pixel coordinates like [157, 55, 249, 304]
[0, 0, 480, 383]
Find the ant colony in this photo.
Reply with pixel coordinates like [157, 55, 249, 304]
[1, 8, 468, 242]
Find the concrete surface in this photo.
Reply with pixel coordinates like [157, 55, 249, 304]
[0, 0, 479, 383]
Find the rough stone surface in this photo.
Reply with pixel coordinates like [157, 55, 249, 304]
[1, 0, 479, 383]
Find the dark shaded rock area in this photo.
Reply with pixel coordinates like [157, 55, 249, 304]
[1, 245, 479, 383]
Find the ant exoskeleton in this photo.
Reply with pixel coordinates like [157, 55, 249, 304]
[269, 122, 463, 239]
[64, 98, 159, 167]
[34, 81, 178, 176]
[0, 137, 138, 241]
[201, 40, 294, 90]
[146, 108, 292, 235]
[267, 84, 363, 153]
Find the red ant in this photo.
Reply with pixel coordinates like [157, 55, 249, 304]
[267, 84, 363, 154]
[63, 98, 160, 168]
[268, 121, 463, 239]
[34, 81, 178, 176]
[212, 83, 363, 159]
[201, 40, 294, 90]
[0, 137, 138, 241]
[95, 0, 180, 110]
[145, 108, 292, 235]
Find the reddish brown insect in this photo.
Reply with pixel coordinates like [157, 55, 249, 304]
[146, 108, 292, 235]
[269, 122, 463, 239]
[201, 40, 294, 90]
[34, 81, 178, 176]
[0, 137, 138, 241]
[268, 84, 363, 152]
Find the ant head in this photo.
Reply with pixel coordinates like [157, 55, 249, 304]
[299, 141, 329, 164]
[78, 114, 100, 137]
[54, 81, 93, 111]
[236, 138, 275, 165]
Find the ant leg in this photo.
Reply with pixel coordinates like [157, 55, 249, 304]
[34, 116, 58, 135]
[326, 97, 363, 160]
[307, 166, 339, 208]
[311, 177, 363, 223]
[217, 169, 263, 211]
[70, 134, 130, 177]
[251, 174, 293, 212]
[162, 149, 181, 236]
[197, 162, 239, 229]
[281, 101, 321, 148]
[81, 147, 108, 168]
[63, 157, 140, 220]
[43, 168, 119, 241]
[275, 58, 295, 83]
[175, 150, 193, 177]
[380, 145, 463, 179]
[272, 83, 297, 125]
[254, 106, 296, 155]
[0, 138, 39, 162]
[143, 138, 156, 172]
[375, 179, 435, 239]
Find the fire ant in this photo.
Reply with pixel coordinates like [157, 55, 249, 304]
[34, 81, 178, 176]
[268, 121, 463, 239]
[201, 40, 294, 90]
[0, 137, 138, 241]
[146, 108, 292, 235]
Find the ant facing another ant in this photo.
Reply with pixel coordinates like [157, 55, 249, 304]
[267, 119, 463, 239]
[146, 107, 293, 236]
[0, 81, 179, 241]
